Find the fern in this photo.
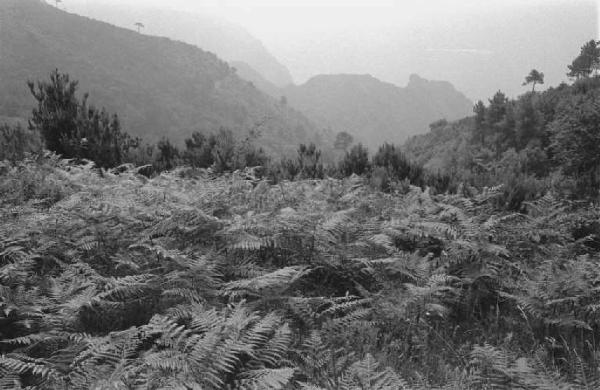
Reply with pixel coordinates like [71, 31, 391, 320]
[2, 154, 599, 389]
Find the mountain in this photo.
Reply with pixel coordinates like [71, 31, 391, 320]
[259, 2, 595, 103]
[230, 61, 282, 99]
[0, 0, 320, 153]
[401, 75, 600, 199]
[282, 73, 473, 148]
[66, 1, 294, 88]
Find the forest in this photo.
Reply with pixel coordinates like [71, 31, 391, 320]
[1, 39, 600, 389]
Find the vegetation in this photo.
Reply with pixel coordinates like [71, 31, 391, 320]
[0, 0, 321, 153]
[334, 131, 354, 152]
[2, 32, 600, 390]
[567, 40, 600, 79]
[0, 124, 41, 163]
[339, 143, 370, 177]
[283, 74, 473, 149]
[28, 70, 140, 168]
[405, 41, 600, 208]
[134, 22, 144, 33]
[1, 155, 600, 389]
[523, 69, 544, 92]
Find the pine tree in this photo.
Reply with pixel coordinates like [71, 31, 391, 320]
[523, 69, 544, 92]
[567, 40, 600, 79]
[28, 70, 138, 168]
[28, 70, 79, 156]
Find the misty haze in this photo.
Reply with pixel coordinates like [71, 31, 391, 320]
[1, 0, 600, 388]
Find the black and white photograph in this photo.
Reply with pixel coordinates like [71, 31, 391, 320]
[0, 0, 599, 388]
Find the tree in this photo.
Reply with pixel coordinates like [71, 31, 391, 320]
[523, 69, 544, 92]
[486, 91, 509, 125]
[296, 143, 324, 179]
[28, 70, 79, 156]
[515, 94, 542, 148]
[0, 124, 41, 163]
[74, 101, 139, 168]
[184, 131, 216, 168]
[155, 137, 180, 171]
[550, 90, 600, 195]
[339, 143, 370, 176]
[372, 143, 424, 186]
[483, 91, 511, 155]
[234, 130, 268, 170]
[567, 40, 600, 79]
[28, 70, 138, 168]
[212, 128, 237, 172]
[134, 22, 145, 34]
[473, 100, 487, 143]
[334, 131, 354, 151]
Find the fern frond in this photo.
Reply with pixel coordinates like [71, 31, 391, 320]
[236, 368, 295, 390]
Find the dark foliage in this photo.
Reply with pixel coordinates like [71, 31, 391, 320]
[0, 123, 41, 163]
[184, 131, 217, 168]
[28, 70, 139, 168]
[567, 39, 600, 79]
[270, 143, 325, 181]
[339, 143, 370, 176]
[405, 40, 600, 205]
[155, 137, 181, 172]
[372, 143, 425, 186]
[183, 128, 268, 173]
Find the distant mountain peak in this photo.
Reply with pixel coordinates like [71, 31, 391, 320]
[65, 1, 294, 87]
[283, 73, 473, 148]
[407, 74, 455, 89]
[408, 73, 425, 83]
[0, 0, 320, 154]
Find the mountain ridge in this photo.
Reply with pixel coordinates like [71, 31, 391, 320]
[0, 0, 320, 154]
[66, 1, 294, 87]
[282, 72, 473, 148]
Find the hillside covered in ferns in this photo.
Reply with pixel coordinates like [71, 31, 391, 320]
[1, 154, 600, 389]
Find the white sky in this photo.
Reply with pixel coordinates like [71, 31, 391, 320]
[68, 0, 599, 100]
[80, 0, 557, 34]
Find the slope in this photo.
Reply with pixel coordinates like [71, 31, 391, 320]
[0, 0, 317, 153]
[282, 73, 473, 148]
[230, 61, 283, 99]
[66, 1, 294, 87]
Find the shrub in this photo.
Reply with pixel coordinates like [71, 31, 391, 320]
[154, 137, 181, 172]
[0, 123, 41, 163]
[372, 143, 425, 185]
[339, 143, 370, 176]
[294, 143, 323, 179]
[183, 128, 268, 173]
[28, 70, 138, 168]
[184, 131, 216, 168]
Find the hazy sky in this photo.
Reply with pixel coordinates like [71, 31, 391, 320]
[69, 0, 599, 100]
[77, 0, 591, 34]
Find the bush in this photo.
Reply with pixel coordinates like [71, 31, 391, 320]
[339, 143, 370, 176]
[28, 70, 138, 168]
[0, 123, 41, 163]
[499, 174, 549, 211]
[0, 155, 69, 205]
[372, 143, 425, 185]
[264, 143, 325, 182]
[183, 128, 268, 173]
[295, 143, 325, 179]
[184, 131, 216, 168]
[154, 137, 181, 172]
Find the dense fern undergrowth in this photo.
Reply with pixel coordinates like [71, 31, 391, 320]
[1, 154, 600, 389]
